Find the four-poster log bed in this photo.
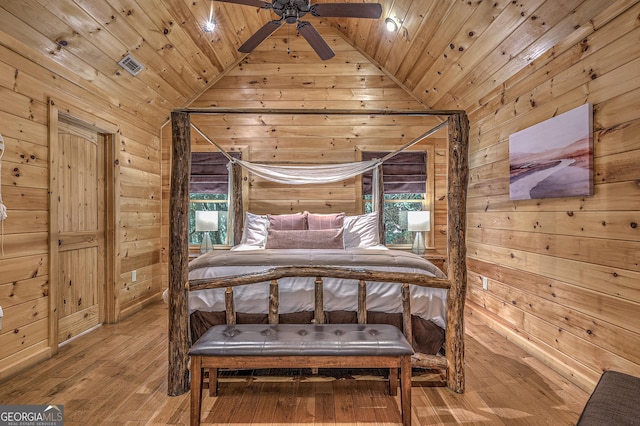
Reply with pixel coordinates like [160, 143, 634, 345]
[167, 108, 469, 397]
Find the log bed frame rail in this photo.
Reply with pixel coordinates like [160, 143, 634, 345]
[168, 108, 469, 396]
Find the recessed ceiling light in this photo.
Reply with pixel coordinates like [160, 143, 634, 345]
[385, 17, 398, 32]
[204, 1, 216, 32]
[204, 20, 216, 32]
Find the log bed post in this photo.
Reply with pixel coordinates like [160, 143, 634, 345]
[402, 283, 412, 348]
[374, 163, 385, 245]
[231, 162, 243, 246]
[168, 111, 191, 396]
[445, 112, 469, 393]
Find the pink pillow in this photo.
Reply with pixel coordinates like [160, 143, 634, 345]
[306, 212, 345, 230]
[265, 229, 344, 249]
[267, 213, 307, 230]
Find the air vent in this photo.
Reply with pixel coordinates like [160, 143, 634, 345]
[118, 54, 144, 76]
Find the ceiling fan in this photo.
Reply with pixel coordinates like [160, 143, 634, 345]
[212, 0, 382, 60]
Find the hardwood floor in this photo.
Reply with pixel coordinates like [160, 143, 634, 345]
[0, 301, 589, 425]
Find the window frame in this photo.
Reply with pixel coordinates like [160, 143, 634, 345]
[357, 145, 435, 250]
[188, 147, 247, 252]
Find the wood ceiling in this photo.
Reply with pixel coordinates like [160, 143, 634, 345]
[0, 1, 611, 128]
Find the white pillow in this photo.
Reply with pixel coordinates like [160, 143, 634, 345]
[239, 212, 268, 247]
[343, 212, 380, 248]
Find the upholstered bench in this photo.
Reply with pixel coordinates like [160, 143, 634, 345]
[577, 370, 640, 425]
[189, 323, 414, 426]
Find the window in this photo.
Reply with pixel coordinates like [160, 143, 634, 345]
[189, 151, 240, 247]
[362, 151, 428, 246]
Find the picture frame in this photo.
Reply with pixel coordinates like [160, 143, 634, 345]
[509, 103, 593, 200]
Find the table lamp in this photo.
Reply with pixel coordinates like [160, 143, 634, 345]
[407, 211, 430, 255]
[196, 210, 218, 253]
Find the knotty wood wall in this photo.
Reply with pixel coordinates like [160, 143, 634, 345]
[0, 39, 164, 380]
[451, 3, 640, 391]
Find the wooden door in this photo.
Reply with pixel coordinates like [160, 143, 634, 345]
[55, 119, 105, 344]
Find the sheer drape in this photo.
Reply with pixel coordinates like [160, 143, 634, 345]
[234, 158, 381, 185]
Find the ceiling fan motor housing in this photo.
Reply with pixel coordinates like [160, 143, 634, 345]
[272, 0, 311, 23]
[284, 10, 299, 23]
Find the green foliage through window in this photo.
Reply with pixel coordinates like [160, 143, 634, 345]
[364, 193, 425, 245]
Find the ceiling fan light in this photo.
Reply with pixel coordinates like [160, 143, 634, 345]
[385, 17, 398, 32]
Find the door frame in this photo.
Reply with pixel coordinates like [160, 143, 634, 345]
[47, 98, 118, 354]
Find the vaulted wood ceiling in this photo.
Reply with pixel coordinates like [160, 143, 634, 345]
[0, 1, 609, 128]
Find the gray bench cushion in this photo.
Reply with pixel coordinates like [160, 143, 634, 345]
[577, 370, 640, 425]
[189, 323, 414, 357]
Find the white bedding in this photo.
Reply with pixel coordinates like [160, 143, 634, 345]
[187, 245, 448, 329]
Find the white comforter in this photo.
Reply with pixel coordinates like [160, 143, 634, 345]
[187, 246, 448, 329]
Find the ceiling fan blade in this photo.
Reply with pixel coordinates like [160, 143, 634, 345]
[297, 21, 335, 60]
[310, 3, 382, 19]
[212, 0, 271, 8]
[238, 20, 283, 53]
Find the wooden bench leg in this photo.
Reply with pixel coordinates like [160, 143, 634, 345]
[190, 356, 203, 426]
[400, 355, 412, 426]
[389, 367, 398, 396]
[209, 368, 218, 397]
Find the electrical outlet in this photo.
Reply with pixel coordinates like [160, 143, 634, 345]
[132, 270, 137, 282]
[482, 276, 489, 291]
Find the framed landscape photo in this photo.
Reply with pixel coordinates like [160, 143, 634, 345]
[509, 103, 593, 201]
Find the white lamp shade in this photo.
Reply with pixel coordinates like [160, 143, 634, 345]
[195, 210, 218, 232]
[407, 211, 430, 231]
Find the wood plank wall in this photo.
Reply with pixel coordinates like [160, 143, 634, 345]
[159, 24, 450, 289]
[0, 37, 165, 379]
[450, 3, 640, 391]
